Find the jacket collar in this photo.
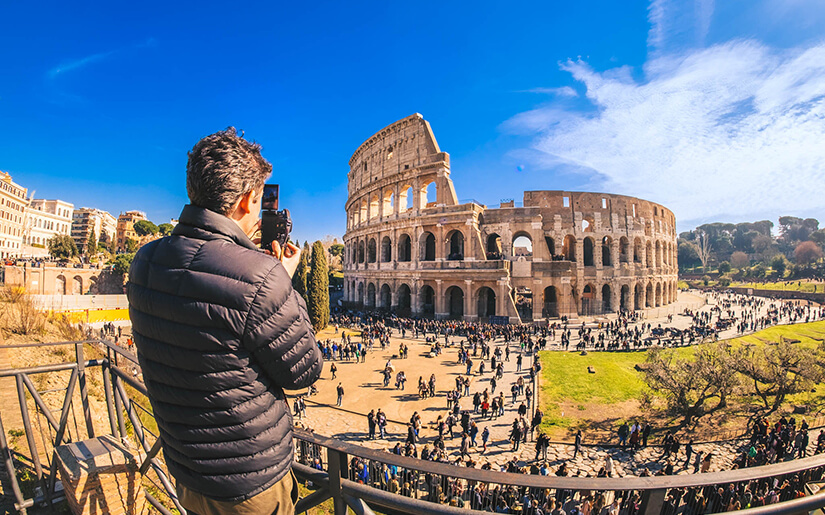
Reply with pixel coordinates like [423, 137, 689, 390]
[174, 204, 259, 251]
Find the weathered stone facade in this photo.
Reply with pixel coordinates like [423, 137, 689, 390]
[343, 114, 678, 322]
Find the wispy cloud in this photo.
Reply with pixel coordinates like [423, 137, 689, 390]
[47, 38, 157, 79]
[503, 40, 825, 227]
[647, 0, 715, 57]
[519, 86, 578, 97]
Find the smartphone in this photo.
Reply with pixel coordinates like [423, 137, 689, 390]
[260, 184, 292, 252]
[262, 184, 279, 211]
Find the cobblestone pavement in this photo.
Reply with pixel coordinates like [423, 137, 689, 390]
[295, 290, 824, 475]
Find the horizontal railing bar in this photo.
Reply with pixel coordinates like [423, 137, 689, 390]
[294, 429, 825, 491]
[0, 360, 103, 378]
[0, 340, 99, 349]
[93, 339, 140, 364]
[734, 490, 825, 514]
[342, 479, 486, 515]
[110, 366, 149, 396]
[145, 492, 176, 515]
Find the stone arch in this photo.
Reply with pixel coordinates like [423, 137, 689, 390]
[446, 285, 464, 319]
[583, 237, 595, 266]
[369, 193, 379, 219]
[357, 240, 365, 263]
[72, 276, 83, 295]
[619, 236, 630, 263]
[646, 282, 654, 308]
[545, 236, 556, 257]
[420, 181, 436, 209]
[562, 235, 576, 262]
[486, 233, 502, 259]
[581, 283, 596, 315]
[379, 284, 392, 310]
[543, 286, 558, 318]
[397, 284, 412, 314]
[357, 282, 365, 305]
[582, 217, 594, 232]
[512, 231, 533, 258]
[655, 241, 662, 267]
[397, 233, 412, 262]
[359, 199, 367, 224]
[620, 284, 630, 311]
[89, 276, 99, 295]
[399, 185, 413, 212]
[476, 286, 496, 319]
[55, 275, 67, 295]
[420, 284, 436, 316]
[381, 236, 392, 262]
[382, 190, 394, 215]
[655, 282, 662, 307]
[635, 283, 643, 310]
[420, 231, 436, 261]
[367, 238, 377, 263]
[446, 229, 465, 260]
[633, 237, 643, 263]
[602, 284, 612, 313]
[645, 241, 653, 267]
[601, 236, 613, 266]
[366, 282, 376, 308]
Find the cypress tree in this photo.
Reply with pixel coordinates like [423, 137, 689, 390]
[306, 240, 330, 332]
[292, 243, 310, 300]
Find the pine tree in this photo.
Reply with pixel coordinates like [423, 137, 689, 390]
[86, 231, 97, 258]
[292, 243, 309, 300]
[306, 240, 330, 332]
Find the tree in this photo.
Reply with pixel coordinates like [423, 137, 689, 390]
[643, 343, 738, 424]
[732, 340, 823, 412]
[678, 239, 701, 269]
[86, 231, 97, 258]
[292, 244, 309, 300]
[695, 229, 712, 272]
[48, 235, 78, 260]
[158, 223, 174, 236]
[771, 254, 789, 278]
[125, 238, 139, 253]
[718, 261, 731, 274]
[133, 220, 159, 237]
[306, 241, 329, 332]
[794, 241, 823, 265]
[730, 251, 749, 269]
[112, 253, 135, 277]
[328, 243, 344, 258]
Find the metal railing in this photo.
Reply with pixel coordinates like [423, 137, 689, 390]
[1, 339, 825, 514]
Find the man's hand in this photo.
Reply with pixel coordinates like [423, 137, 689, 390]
[272, 241, 301, 278]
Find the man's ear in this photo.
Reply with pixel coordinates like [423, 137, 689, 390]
[237, 189, 255, 215]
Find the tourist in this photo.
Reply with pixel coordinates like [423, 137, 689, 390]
[574, 430, 582, 459]
[367, 410, 376, 440]
[337, 382, 344, 406]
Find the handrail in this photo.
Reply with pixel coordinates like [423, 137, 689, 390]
[293, 429, 825, 492]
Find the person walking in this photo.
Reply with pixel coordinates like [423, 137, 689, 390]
[684, 440, 694, 469]
[574, 430, 582, 459]
[330, 362, 337, 379]
[336, 383, 344, 406]
[367, 410, 376, 440]
[481, 426, 490, 453]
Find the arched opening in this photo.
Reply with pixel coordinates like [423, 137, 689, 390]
[72, 276, 83, 295]
[89, 277, 99, 295]
[602, 236, 612, 266]
[619, 237, 630, 263]
[421, 182, 436, 209]
[562, 235, 576, 261]
[357, 283, 364, 305]
[446, 230, 464, 260]
[543, 286, 558, 318]
[420, 285, 435, 316]
[357, 241, 365, 263]
[476, 287, 496, 319]
[367, 238, 377, 263]
[635, 284, 643, 310]
[512, 233, 532, 258]
[421, 232, 436, 261]
[397, 284, 412, 315]
[381, 236, 392, 262]
[645, 242, 653, 267]
[655, 283, 662, 307]
[620, 284, 630, 311]
[399, 186, 413, 212]
[581, 284, 595, 315]
[514, 287, 533, 321]
[646, 282, 654, 308]
[359, 199, 367, 224]
[446, 286, 464, 319]
[55, 275, 66, 295]
[545, 236, 556, 258]
[397, 234, 412, 262]
[583, 237, 595, 266]
[382, 190, 394, 216]
[634, 238, 643, 263]
[602, 284, 612, 313]
[369, 194, 379, 219]
[486, 233, 502, 259]
[655, 241, 662, 267]
[379, 284, 391, 310]
[582, 218, 593, 232]
[366, 283, 376, 308]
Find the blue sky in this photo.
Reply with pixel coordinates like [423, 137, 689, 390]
[2, 0, 825, 244]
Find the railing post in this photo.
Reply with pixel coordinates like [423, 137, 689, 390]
[15, 375, 44, 494]
[101, 357, 118, 438]
[640, 487, 667, 515]
[0, 412, 28, 514]
[327, 449, 349, 515]
[75, 342, 94, 439]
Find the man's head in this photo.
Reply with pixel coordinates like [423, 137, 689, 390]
[186, 128, 272, 233]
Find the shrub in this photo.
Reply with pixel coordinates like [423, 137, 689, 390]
[718, 261, 731, 274]
[702, 275, 711, 286]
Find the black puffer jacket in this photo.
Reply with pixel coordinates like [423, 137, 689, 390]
[127, 204, 323, 502]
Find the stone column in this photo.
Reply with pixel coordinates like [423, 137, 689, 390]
[435, 279, 446, 319]
[464, 280, 474, 321]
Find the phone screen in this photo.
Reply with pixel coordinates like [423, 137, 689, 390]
[262, 184, 279, 211]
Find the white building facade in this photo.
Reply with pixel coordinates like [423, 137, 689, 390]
[0, 171, 29, 259]
[23, 199, 75, 257]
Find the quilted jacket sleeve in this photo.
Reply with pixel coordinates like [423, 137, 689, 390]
[242, 261, 323, 390]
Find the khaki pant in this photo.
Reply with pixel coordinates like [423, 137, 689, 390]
[176, 469, 298, 515]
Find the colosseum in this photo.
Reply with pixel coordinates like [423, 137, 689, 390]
[343, 114, 678, 323]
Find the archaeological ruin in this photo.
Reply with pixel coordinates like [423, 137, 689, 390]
[343, 114, 678, 322]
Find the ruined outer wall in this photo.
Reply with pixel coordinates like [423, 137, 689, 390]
[343, 115, 678, 322]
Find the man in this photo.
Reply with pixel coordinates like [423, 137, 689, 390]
[128, 128, 323, 514]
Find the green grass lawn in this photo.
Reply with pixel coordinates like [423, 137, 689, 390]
[732, 281, 825, 293]
[537, 321, 825, 439]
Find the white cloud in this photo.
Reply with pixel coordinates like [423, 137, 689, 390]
[520, 86, 578, 97]
[505, 40, 825, 228]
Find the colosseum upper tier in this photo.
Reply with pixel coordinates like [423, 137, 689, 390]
[343, 114, 678, 323]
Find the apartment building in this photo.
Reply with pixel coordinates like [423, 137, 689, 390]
[115, 210, 146, 252]
[22, 199, 74, 257]
[0, 171, 29, 259]
[71, 208, 117, 255]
